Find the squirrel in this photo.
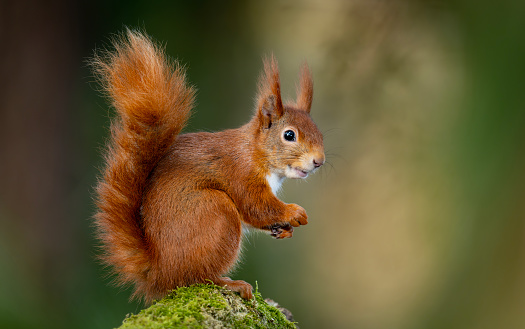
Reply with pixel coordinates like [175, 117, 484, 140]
[92, 29, 325, 303]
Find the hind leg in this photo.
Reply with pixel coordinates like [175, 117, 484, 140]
[144, 188, 250, 299]
[195, 191, 253, 299]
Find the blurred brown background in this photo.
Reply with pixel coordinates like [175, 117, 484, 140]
[1, 0, 525, 328]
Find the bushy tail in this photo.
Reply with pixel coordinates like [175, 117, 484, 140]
[92, 29, 195, 300]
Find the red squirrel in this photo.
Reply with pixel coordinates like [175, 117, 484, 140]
[92, 30, 325, 303]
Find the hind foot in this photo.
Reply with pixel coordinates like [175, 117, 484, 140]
[212, 277, 253, 300]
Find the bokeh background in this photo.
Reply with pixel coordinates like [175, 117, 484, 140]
[1, 0, 525, 328]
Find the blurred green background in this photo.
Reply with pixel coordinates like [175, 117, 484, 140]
[1, 0, 524, 328]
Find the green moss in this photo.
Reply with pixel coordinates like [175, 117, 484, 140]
[118, 284, 297, 328]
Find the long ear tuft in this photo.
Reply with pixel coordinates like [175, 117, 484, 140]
[256, 54, 284, 128]
[295, 62, 313, 113]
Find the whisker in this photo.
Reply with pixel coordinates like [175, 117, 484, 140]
[322, 127, 345, 136]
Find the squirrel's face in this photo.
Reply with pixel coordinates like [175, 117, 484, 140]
[254, 55, 324, 179]
[259, 106, 325, 179]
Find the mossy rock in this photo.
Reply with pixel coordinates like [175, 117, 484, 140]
[118, 284, 297, 328]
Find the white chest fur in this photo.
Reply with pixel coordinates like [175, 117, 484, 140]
[266, 172, 285, 195]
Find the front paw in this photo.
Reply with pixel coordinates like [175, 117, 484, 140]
[285, 204, 308, 227]
[270, 223, 294, 239]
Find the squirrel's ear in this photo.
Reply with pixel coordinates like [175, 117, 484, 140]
[295, 62, 313, 113]
[256, 54, 284, 129]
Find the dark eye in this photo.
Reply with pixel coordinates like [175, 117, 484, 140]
[283, 130, 296, 142]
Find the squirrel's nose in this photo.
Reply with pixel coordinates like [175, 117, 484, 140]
[313, 156, 325, 168]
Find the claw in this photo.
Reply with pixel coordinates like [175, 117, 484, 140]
[269, 223, 294, 239]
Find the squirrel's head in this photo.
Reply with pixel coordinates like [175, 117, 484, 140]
[253, 55, 325, 179]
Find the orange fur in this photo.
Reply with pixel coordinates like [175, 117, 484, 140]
[295, 63, 313, 112]
[93, 30, 324, 303]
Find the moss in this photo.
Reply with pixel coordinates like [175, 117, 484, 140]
[118, 284, 297, 328]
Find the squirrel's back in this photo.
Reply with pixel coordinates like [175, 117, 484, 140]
[92, 30, 195, 301]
